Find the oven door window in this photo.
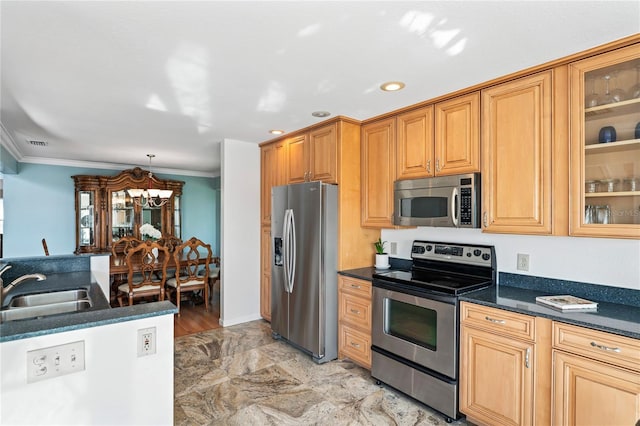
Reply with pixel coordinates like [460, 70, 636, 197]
[384, 298, 437, 351]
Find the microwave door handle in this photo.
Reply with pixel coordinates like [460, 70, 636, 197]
[451, 187, 459, 227]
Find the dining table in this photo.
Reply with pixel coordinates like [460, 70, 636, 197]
[109, 253, 219, 304]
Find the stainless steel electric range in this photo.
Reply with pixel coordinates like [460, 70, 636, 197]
[371, 240, 496, 423]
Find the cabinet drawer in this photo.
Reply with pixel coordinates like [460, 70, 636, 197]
[339, 293, 372, 331]
[338, 276, 372, 298]
[339, 323, 371, 368]
[461, 302, 536, 341]
[553, 322, 640, 371]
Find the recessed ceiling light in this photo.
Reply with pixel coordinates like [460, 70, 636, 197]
[312, 111, 331, 118]
[269, 129, 284, 135]
[380, 81, 406, 92]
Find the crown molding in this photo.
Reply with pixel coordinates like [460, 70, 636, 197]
[17, 156, 219, 178]
[0, 121, 24, 161]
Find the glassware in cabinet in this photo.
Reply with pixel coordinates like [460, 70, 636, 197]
[78, 190, 95, 247]
[571, 46, 640, 238]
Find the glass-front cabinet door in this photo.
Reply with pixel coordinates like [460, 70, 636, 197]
[570, 44, 640, 239]
[78, 190, 95, 249]
[111, 190, 134, 240]
[173, 195, 182, 238]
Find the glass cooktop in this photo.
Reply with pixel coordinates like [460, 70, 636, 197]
[373, 269, 493, 295]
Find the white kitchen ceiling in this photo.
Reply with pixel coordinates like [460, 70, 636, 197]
[1, 1, 638, 177]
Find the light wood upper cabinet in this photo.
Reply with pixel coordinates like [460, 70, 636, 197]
[569, 43, 640, 239]
[361, 117, 396, 228]
[481, 71, 554, 234]
[396, 105, 434, 179]
[286, 123, 338, 184]
[285, 133, 308, 184]
[434, 91, 480, 175]
[260, 140, 286, 226]
[309, 123, 338, 183]
[396, 92, 479, 180]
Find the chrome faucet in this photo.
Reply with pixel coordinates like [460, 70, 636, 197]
[0, 265, 47, 308]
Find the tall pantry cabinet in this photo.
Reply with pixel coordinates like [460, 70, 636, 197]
[259, 117, 378, 321]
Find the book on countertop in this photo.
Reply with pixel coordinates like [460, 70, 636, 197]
[535, 295, 598, 311]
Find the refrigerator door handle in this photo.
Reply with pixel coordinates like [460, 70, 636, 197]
[289, 208, 296, 293]
[283, 209, 291, 293]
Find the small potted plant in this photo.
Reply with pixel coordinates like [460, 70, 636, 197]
[374, 238, 390, 269]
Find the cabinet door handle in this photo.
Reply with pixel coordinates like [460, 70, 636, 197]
[525, 348, 530, 368]
[350, 309, 361, 314]
[426, 160, 431, 174]
[483, 212, 488, 228]
[350, 284, 361, 289]
[485, 316, 505, 325]
[436, 159, 441, 172]
[590, 341, 621, 353]
[350, 341, 361, 348]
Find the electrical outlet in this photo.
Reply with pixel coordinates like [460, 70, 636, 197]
[517, 253, 530, 271]
[390, 242, 397, 255]
[138, 327, 156, 357]
[27, 341, 85, 383]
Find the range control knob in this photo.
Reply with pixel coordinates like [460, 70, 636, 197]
[482, 253, 491, 261]
[412, 245, 425, 254]
[473, 249, 481, 257]
[425, 245, 433, 252]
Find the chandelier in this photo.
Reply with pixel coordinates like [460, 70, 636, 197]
[127, 154, 173, 207]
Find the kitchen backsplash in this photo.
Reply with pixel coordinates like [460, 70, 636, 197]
[381, 228, 639, 290]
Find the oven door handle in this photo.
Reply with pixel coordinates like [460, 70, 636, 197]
[451, 187, 459, 227]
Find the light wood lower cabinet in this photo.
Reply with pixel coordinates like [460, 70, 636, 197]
[260, 225, 271, 321]
[338, 275, 372, 368]
[459, 302, 552, 426]
[552, 322, 640, 425]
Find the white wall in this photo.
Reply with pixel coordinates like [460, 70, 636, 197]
[1, 313, 174, 425]
[381, 228, 640, 290]
[220, 139, 261, 326]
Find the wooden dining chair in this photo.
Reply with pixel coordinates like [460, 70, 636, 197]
[110, 236, 143, 300]
[156, 235, 182, 253]
[208, 256, 221, 299]
[116, 240, 170, 307]
[166, 237, 212, 315]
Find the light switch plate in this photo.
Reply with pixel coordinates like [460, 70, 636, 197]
[27, 341, 85, 383]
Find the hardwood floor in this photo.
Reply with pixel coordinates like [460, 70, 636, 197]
[174, 282, 222, 338]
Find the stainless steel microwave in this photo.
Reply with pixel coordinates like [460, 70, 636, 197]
[393, 173, 480, 228]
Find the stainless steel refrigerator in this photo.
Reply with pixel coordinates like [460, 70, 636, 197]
[271, 181, 338, 364]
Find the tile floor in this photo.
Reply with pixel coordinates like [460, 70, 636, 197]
[174, 320, 468, 425]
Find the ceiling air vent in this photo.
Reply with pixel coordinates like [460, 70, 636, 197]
[28, 140, 48, 147]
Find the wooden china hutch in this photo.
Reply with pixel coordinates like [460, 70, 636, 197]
[72, 167, 184, 254]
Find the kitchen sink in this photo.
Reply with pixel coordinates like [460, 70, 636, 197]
[8, 289, 89, 308]
[1, 289, 93, 322]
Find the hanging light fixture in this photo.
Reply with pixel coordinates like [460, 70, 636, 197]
[127, 154, 173, 207]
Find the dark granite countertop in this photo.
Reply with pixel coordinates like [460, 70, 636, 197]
[0, 271, 177, 342]
[460, 285, 639, 340]
[339, 258, 412, 282]
[339, 267, 639, 340]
